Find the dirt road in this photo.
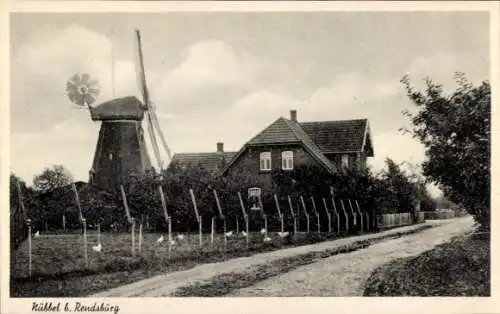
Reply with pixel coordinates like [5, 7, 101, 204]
[91, 221, 438, 297]
[229, 216, 475, 296]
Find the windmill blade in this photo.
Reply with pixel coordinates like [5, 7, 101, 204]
[134, 29, 150, 110]
[146, 111, 163, 170]
[134, 28, 164, 170]
[149, 105, 173, 161]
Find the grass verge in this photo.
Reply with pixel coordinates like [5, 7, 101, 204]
[171, 225, 433, 297]
[362, 230, 490, 296]
[9, 230, 353, 297]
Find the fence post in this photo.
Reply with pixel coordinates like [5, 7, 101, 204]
[138, 222, 142, 253]
[97, 223, 101, 244]
[310, 197, 320, 234]
[322, 198, 332, 234]
[82, 218, 89, 267]
[355, 200, 364, 233]
[211, 217, 215, 244]
[131, 218, 135, 257]
[27, 219, 32, 277]
[199, 215, 203, 248]
[340, 199, 349, 234]
[300, 196, 310, 233]
[287, 196, 297, 240]
[168, 217, 172, 255]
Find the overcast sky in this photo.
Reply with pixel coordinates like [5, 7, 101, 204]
[10, 12, 490, 196]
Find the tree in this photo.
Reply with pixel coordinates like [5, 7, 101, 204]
[10, 173, 39, 250]
[33, 165, 74, 193]
[401, 73, 490, 230]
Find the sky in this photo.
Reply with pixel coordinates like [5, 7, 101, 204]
[9, 12, 490, 196]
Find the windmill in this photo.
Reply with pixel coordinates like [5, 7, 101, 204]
[66, 29, 172, 192]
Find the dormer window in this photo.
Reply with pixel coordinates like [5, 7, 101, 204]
[260, 152, 271, 171]
[282, 151, 294, 170]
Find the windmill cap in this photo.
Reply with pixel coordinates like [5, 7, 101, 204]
[90, 96, 144, 121]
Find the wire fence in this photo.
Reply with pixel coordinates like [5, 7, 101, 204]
[11, 186, 425, 281]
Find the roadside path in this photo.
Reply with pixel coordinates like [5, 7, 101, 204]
[229, 216, 475, 296]
[92, 221, 441, 297]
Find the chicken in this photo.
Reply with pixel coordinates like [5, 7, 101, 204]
[277, 231, 289, 238]
[92, 243, 102, 252]
[157, 235, 164, 244]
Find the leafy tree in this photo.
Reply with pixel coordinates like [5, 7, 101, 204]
[401, 73, 490, 229]
[33, 165, 74, 193]
[10, 174, 29, 250]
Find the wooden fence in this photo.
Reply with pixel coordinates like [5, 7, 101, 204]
[378, 212, 425, 229]
[422, 211, 456, 220]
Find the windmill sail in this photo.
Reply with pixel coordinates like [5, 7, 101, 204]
[134, 29, 172, 171]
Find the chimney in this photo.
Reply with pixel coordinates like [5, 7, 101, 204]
[216, 142, 224, 153]
[290, 110, 297, 122]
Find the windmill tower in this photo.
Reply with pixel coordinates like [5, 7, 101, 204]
[66, 30, 171, 192]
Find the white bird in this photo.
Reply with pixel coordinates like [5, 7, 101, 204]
[176, 234, 184, 241]
[157, 235, 164, 244]
[263, 236, 272, 242]
[225, 231, 233, 237]
[241, 231, 248, 237]
[92, 243, 102, 252]
[260, 228, 266, 235]
[169, 239, 176, 246]
[33, 231, 40, 238]
[278, 231, 289, 238]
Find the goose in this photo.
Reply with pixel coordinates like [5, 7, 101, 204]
[241, 231, 248, 237]
[33, 231, 40, 238]
[263, 236, 272, 242]
[225, 231, 233, 237]
[260, 228, 266, 235]
[169, 239, 176, 246]
[92, 243, 102, 252]
[157, 235, 164, 244]
[176, 234, 184, 241]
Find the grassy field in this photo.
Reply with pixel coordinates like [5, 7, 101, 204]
[362, 231, 490, 296]
[11, 229, 337, 297]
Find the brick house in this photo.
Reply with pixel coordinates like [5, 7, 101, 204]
[169, 109, 374, 191]
[220, 109, 373, 175]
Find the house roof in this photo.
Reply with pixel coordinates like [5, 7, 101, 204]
[222, 117, 338, 175]
[170, 152, 238, 173]
[89, 96, 145, 121]
[247, 118, 302, 145]
[299, 119, 370, 154]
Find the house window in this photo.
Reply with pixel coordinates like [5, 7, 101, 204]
[341, 154, 349, 168]
[248, 187, 262, 210]
[260, 152, 271, 171]
[282, 151, 294, 170]
[248, 187, 262, 198]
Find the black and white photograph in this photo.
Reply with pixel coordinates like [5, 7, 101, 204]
[5, 2, 496, 310]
